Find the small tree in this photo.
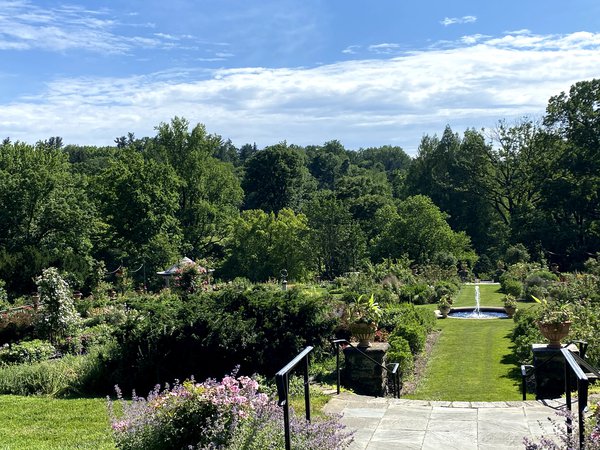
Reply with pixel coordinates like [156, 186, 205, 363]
[35, 267, 80, 343]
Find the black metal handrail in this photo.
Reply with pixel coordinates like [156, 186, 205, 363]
[331, 338, 401, 398]
[520, 341, 588, 400]
[275, 346, 313, 450]
[562, 348, 600, 450]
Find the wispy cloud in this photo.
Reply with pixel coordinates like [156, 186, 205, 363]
[0, 1, 200, 53]
[440, 15, 477, 26]
[2, 31, 599, 153]
[342, 45, 360, 55]
[368, 43, 401, 54]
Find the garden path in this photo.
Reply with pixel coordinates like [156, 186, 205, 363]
[324, 391, 562, 450]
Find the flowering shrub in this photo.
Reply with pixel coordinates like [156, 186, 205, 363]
[108, 372, 353, 450]
[173, 263, 206, 294]
[0, 307, 36, 343]
[523, 402, 600, 449]
[35, 267, 81, 343]
[0, 339, 56, 365]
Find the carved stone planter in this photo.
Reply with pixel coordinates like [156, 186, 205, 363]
[537, 321, 572, 349]
[349, 322, 377, 347]
[504, 306, 516, 318]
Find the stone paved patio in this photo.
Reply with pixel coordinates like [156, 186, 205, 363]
[324, 392, 566, 449]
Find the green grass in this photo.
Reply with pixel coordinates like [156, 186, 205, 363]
[408, 283, 530, 401]
[0, 396, 115, 449]
[453, 283, 505, 307]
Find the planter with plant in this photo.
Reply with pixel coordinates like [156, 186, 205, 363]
[346, 294, 382, 347]
[503, 295, 518, 318]
[437, 295, 452, 318]
[533, 295, 574, 348]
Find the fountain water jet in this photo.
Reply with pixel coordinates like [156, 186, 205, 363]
[447, 285, 508, 319]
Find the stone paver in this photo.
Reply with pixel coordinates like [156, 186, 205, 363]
[324, 393, 563, 449]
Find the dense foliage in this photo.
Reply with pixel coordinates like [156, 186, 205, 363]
[508, 259, 600, 367]
[1, 80, 598, 297]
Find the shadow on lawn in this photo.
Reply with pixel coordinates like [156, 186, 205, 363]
[500, 331, 526, 385]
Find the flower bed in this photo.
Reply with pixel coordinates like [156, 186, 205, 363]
[108, 372, 353, 449]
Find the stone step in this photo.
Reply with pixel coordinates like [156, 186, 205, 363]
[324, 392, 562, 450]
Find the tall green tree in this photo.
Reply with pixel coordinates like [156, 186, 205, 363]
[306, 140, 350, 190]
[373, 195, 476, 265]
[150, 117, 243, 258]
[304, 191, 366, 278]
[243, 142, 316, 213]
[221, 208, 312, 281]
[405, 126, 505, 256]
[0, 141, 96, 294]
[542, 79, 600, 266]
[93, 148, 182, 281]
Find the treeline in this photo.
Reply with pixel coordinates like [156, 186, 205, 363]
[1, 79, 598, 296]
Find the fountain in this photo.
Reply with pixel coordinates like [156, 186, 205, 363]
[447, 286, 509, 319]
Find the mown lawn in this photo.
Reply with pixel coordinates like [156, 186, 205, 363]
[408, 283, 530, 401]
[0, 396, 115, 449]
[453, 283, 505, 307]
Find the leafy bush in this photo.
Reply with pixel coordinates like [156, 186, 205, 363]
[397, 283, 433, 304]
[504, 244, 530, 265]
[0, 339, 56, 365]
[414, 308, 436, 332]
[501, 278, 524, 298]
[379, 303, 435, 334]
[379, 303, 434, 379]
[108, 373, 353, 450]
[0, 347, 112, 396]
[511, 307, 543, 363]
[107, 287, 338, 392]
[523, 270, 557, 301]
[391, 322, 426, 354]
[431, 280, 459, 303]
[0, 307, 36, 344]
[474, 254, 494, 278]
[0, 280, 8, 309]
[387, 335, 413, 377]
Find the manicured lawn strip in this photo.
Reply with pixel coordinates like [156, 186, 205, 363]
[405, 318, 526, 401]
[476, 284, 506, 307]
[0, 395, 115, 449]
[452, 283, 505, 308]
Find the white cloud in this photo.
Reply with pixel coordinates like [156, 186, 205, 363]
[368, 43, 401, 54]
[0, 1, 204, 53]
[441, 15, 477, 26]
[461, 34, 489, 45]
[1, 31, 600, 154]
[342, 45, 360, 54]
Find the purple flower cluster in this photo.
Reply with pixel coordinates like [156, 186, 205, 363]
[523, 402, 600, 450]
[108, 372, 352, 449]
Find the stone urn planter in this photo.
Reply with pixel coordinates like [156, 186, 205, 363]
[346, 294, 382, 348]
[438, 295, 453, 318]
[349, 322, 377, 347]
[533, 295, 574, 349]
[504, 306, 516, 318]
[537, 321, 572, 349]
[439, 306, 451, 318]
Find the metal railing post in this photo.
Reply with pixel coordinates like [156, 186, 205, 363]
[335, 341, 341, 395]
[578, 379, 588, 450]
[276, 346, 314, 450]
[561, 347, 598, 450]
[565, 360, 572, 437]
[282, 373, 291, 450]
[304, 353, 311, 422]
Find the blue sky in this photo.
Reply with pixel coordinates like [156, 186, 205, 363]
[1, 0, 599, 154]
